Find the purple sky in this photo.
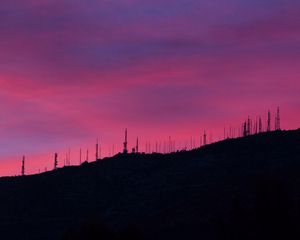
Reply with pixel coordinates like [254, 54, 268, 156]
[0, 0, 299, 175]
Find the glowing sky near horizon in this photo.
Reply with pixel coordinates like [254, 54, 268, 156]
[0, 0, 299, 176]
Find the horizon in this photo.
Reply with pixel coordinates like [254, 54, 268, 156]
[1, 114, 297, 177]
[0, 0, 299, 176]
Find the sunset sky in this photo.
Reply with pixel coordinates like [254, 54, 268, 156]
[0, 0, 299, 175]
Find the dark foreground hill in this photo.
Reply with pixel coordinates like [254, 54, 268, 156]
[0, 129, 300, 240]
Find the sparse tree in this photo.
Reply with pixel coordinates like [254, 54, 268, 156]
[54, 153, 58, 170]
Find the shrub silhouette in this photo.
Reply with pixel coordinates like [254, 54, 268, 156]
[218, 175, 300, 240]
[61, 221, 142, 240]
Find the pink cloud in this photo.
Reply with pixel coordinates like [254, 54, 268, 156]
[0, 0, 299, 175]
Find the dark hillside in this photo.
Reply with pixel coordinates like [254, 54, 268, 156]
[0, 129, 300, 240]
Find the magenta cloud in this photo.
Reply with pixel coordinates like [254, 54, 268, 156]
[0, 0, 299, 175]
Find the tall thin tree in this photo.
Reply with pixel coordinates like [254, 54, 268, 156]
[54, 153, 58, 170]
[21, 156, 25, 176]
[267, 110, 271, 132]
[96, 138, 99, 160]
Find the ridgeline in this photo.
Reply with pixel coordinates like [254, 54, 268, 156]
[0, 129, 300, 240]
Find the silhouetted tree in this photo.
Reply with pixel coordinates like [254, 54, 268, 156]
[54, 153, 58, 170]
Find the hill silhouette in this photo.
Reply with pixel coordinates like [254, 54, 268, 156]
[0, 129, 300, 240]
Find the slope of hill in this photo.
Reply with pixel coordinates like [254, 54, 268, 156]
[0, 129, 300, 240]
